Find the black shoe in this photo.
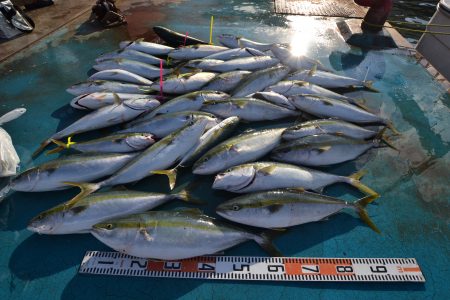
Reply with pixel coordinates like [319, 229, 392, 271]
[25, 0, 54, 10]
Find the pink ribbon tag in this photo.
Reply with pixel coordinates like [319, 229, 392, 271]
[183, 32, 188, 46]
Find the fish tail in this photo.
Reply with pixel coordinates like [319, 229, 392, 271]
[386, 121, 400, 136]
[375, 127, 398, 151]
[62, 182, 100, 206]
[45, 139, 68, 155]
[151, 168, 177, 190]
[354, 195, 381, 234]
[363, 81, 379, 93]
[253, 230, 285, 257]
[347, 170, 379, 197]
[32, 139, 51, 158]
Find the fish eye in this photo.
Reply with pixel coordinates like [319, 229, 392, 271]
[105, 224, 114, 230]
[232, 205, 240, 211]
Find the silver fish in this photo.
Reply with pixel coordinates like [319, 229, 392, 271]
[94, 59, 172, 80]
[218, 34, 274, 51]
[70, 93, 154, 110]
[271, 134, 389, 167]
[270, 44, 330, 71]
[96, 49, 165, 66]
[9, 152, 138, 192]
[283, 119, 379, 140]
[212, 162, 378, 195]
[119, 39, 174, 55]
[208, 56, 280, 72]
[204, 47, 266, 60]
[168, 44, 229, 60]
[28, 188, 197, 235]
[47, 133, 155, 155]
[91, 209, 282, 260]
[193, 127, 286, 175]
[231, 65, 291, 97]
[88, 69, 153, 85]
[201, 71, 251, 92]
[216, 189, 380, 232]
[201, 98, 298, 122]
[120, 111, 220, 138]
[248, 91, 296, 110]
[149, 72, 217, 94]
[33, 98, 160, 157]
[66, 80, 152, 96]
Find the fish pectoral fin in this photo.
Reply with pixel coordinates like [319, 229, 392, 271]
[314, 146, 331, 153]
[254, 230, 285, 257]
[139, 227, 152, 241]
[173, 207, 204, 215]
[287, 187, 306, 193]
[267, 204, 283, 213]
[69, 205, 89, 214]
[308, 64, 317, 76]
[258, 165, 276, 175]
[112, 93, 122, 105]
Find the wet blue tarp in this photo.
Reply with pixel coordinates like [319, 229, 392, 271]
[0, 1, 449, 299]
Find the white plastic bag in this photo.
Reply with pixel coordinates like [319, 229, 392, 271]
[0, 108, 26, 177]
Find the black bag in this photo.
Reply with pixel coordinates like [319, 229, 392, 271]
[0, 0, 34, 39]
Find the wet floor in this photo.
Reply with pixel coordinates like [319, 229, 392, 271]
[0, 0, 449, 299]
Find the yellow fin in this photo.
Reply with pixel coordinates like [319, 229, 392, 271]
[112, 93, 122, 105]
[355, 195, 381, 234]
[308, 64, 317, 76]
[62, 182, 100, 207]
[151, 169, 177, 190]
[259, 165, 276, 175]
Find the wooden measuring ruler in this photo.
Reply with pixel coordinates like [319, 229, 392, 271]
[78, 251, 425, 282]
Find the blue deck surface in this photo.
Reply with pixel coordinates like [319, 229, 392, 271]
[0, 1, 449, 299]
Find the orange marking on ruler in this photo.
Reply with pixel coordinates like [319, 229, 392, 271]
[402, 267, 421, 272]
[283, 258, 354, 276]
[147, 257, 216, 272]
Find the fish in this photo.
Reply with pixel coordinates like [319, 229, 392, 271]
[286, 67, 377, 91]
[193, 127, 286, 175]
[201, 71, 251, 92]
[264, 80, 358, 103]
[288, 95, 398, 133]
[33, 97, 160, 157]
[153, 116, 240, 189]
[119, 39, 174, 55]
[66, 80, 152, 96]
[88, 69, 153, 86]
[201, 98, 298, 122]
[207, 56, 280, 72]
[218, 34, 274, 51]
[47, 132, 156, 155]
[168, 45, 229, 60]
[204, 47, 266, 60]
[270, 44, 330, 71]
[184, 58, 225, 70]
[271, 134, 393, 167]
[28, 187, 199, 235]
[7, 152, 138, 193]
[153, 26, 208, 47]
[94, 58, 172, 80]
[91, 208, 282, 260]
[148, 72, 217, 94]
[120, 111, 220, 138]
[216, 189, 380, 233]
[0, 108, 26, 125]
[231, 65, 291, 97]
[66, 119, 209, 201]
[248, 91, 296, 110]
[282, 119, 379, 140]
[129, 90, 229, 125]
[96, 49, 165, 66]
[70, 93, 154, 110]
[212, 162, 378, 196]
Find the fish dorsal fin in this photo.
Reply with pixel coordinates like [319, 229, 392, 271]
[288, 187, 306, 193]
[135, 38, 145, 42]
[308, 64, 317, 76]
[321, 99, 333, 106]
[259, 165, 276, 175]
[113, 93, 122, 105]
[173, 207, 204, 215]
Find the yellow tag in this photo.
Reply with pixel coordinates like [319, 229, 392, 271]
[66, 136, 76, 149]
[209, 16, 214, 45]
